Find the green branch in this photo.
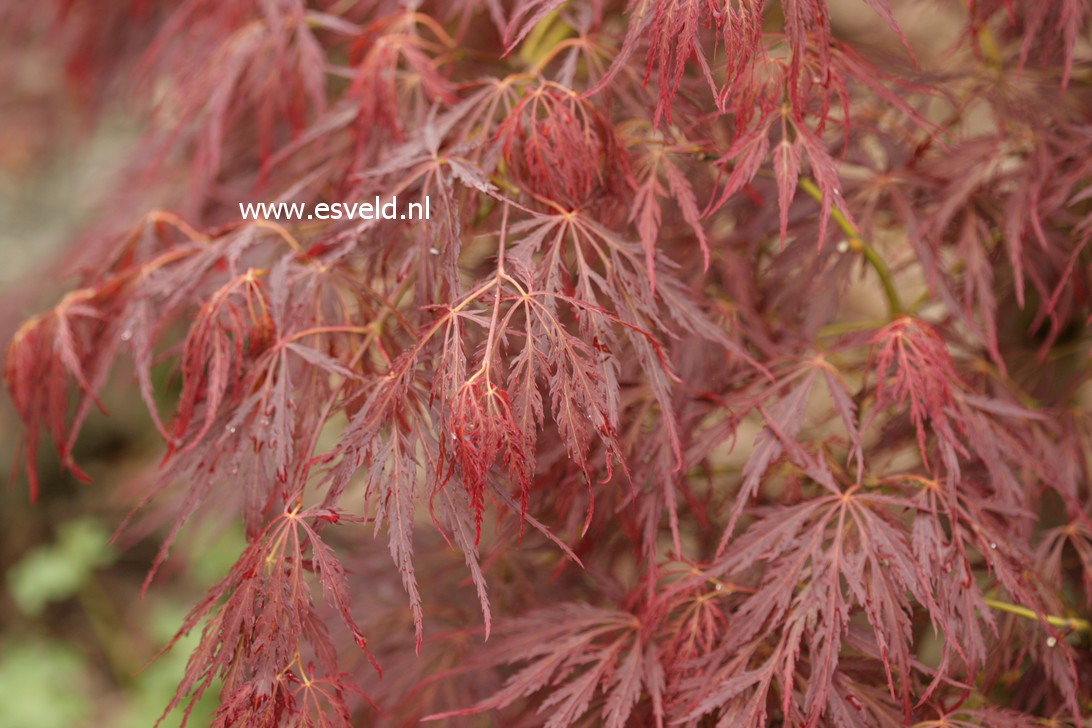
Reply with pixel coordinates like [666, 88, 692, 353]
[797, 177, 904, 319]
[985, 597, 1091, 633]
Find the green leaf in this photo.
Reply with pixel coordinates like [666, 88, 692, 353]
[7, 518, 115, 615]
[0, 640, 92, 728]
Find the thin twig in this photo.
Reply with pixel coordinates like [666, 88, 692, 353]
[984, 597, 1091, 633]
[797, 177, 904, 318]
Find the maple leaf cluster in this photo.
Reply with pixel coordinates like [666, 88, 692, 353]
[3, 0, 1092, 726]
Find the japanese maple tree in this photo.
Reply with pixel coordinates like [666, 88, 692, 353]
[4, 0, 1092, 725]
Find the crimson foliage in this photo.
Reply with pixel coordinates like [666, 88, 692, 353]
[4, 0, 1092, 725]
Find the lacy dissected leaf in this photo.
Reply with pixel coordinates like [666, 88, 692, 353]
[627, 131, 710, 292]
[869, 317, 966, 471]
[142, 0, 328, 202]
[716, 355, 861, 553]
[154, 507, 376, 727]
[346, 10, 457, 140]
[498, 81, 627, 209]
[170, 269, 273, 457]
[5, 283, 126, 499]
[586, 0, 761, 125]
[424, 604, 663, 728]
[685, 488, 946, 725]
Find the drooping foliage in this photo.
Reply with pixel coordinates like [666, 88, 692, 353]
[3, 0, 1092, 725]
